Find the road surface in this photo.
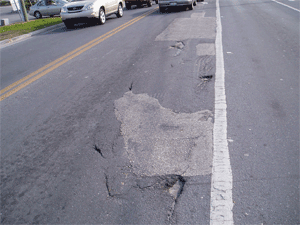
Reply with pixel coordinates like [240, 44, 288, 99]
[1, 0, 299, 224]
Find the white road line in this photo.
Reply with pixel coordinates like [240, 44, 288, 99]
[272, 0, 300, 12]
[210, 0, 234, 223]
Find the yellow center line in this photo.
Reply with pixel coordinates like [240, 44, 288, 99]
[0, 7, 158, 101]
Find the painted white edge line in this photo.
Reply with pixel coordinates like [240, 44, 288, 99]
[272, 0, 300, 12]
[210, 0, 234, 223]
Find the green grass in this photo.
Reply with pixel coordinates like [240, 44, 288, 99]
[0, 17, 62, 41]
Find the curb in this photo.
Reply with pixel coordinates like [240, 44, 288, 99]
[0, 23, 65, 48]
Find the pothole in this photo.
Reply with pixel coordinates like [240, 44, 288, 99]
[170, 41, 185, 56]
[166, 175, 186, 222]
[198, 75, 214, 89]
[167, 175, 186, 200]
[171, 41, 185, 50]
[200, 75, 213, 81]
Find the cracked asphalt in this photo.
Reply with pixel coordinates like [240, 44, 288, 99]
[1, 3, 215, 223]
[1, 0, 299, 223]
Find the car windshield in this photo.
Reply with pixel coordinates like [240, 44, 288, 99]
[36, 0, 45, 6]
[70, 0, 91, 1]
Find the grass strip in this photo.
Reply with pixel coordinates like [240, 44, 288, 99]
[0, 17, 62, 41]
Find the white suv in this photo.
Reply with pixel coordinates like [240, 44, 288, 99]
[61, 0, 124, 28]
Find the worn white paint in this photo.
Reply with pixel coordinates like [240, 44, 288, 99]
[210, 0, 234, 223]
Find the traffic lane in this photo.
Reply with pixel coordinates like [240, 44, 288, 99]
[0, 8, 160, 101]
[0, 5, 161, 158]
[1, 6, 213, 224]
[0, 6, 154, 88]
[1, 2, 216, 223]
[0, 8, 169, 223]
[0, 6, 157, 92]
[220, 0, 299, 223]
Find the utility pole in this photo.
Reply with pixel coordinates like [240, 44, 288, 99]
[19, 0, 29, 22]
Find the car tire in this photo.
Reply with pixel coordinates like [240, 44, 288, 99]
[147, 0, 152, 7]
[99, 8, 106, 24]
[126, 3, 131, 9]
[64, 21, 74, 29]
[34, 11, 42, 19]
[116, 3, 123, 17]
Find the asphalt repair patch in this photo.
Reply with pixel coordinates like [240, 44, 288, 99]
[114, 91, 213, 177]
[155, 12, 216, 41]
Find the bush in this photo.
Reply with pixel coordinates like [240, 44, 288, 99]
[25, 0, 32, 10]
[25, 0, 37, 10]
[0, 0, 34, 9]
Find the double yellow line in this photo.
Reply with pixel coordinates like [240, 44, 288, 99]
[0, 7, 158, 101]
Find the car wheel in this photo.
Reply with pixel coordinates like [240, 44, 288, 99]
[34, 11, 42, 19]
[147, 0, 152, 7]
[64, 21, 74, 29]
[116, 3, 123, 17]
[126, 3, 131, 9]
[99, 8, 106, 24]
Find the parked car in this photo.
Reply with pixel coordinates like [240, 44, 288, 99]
[158, 0, 197, 12]
[29, 0, 68, 19]
[60, 0, 124, 28]
[125, 0, 152, 10]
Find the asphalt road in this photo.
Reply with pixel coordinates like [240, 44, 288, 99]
[222, 0, 299, 223]
[0, 0, 299, 224]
